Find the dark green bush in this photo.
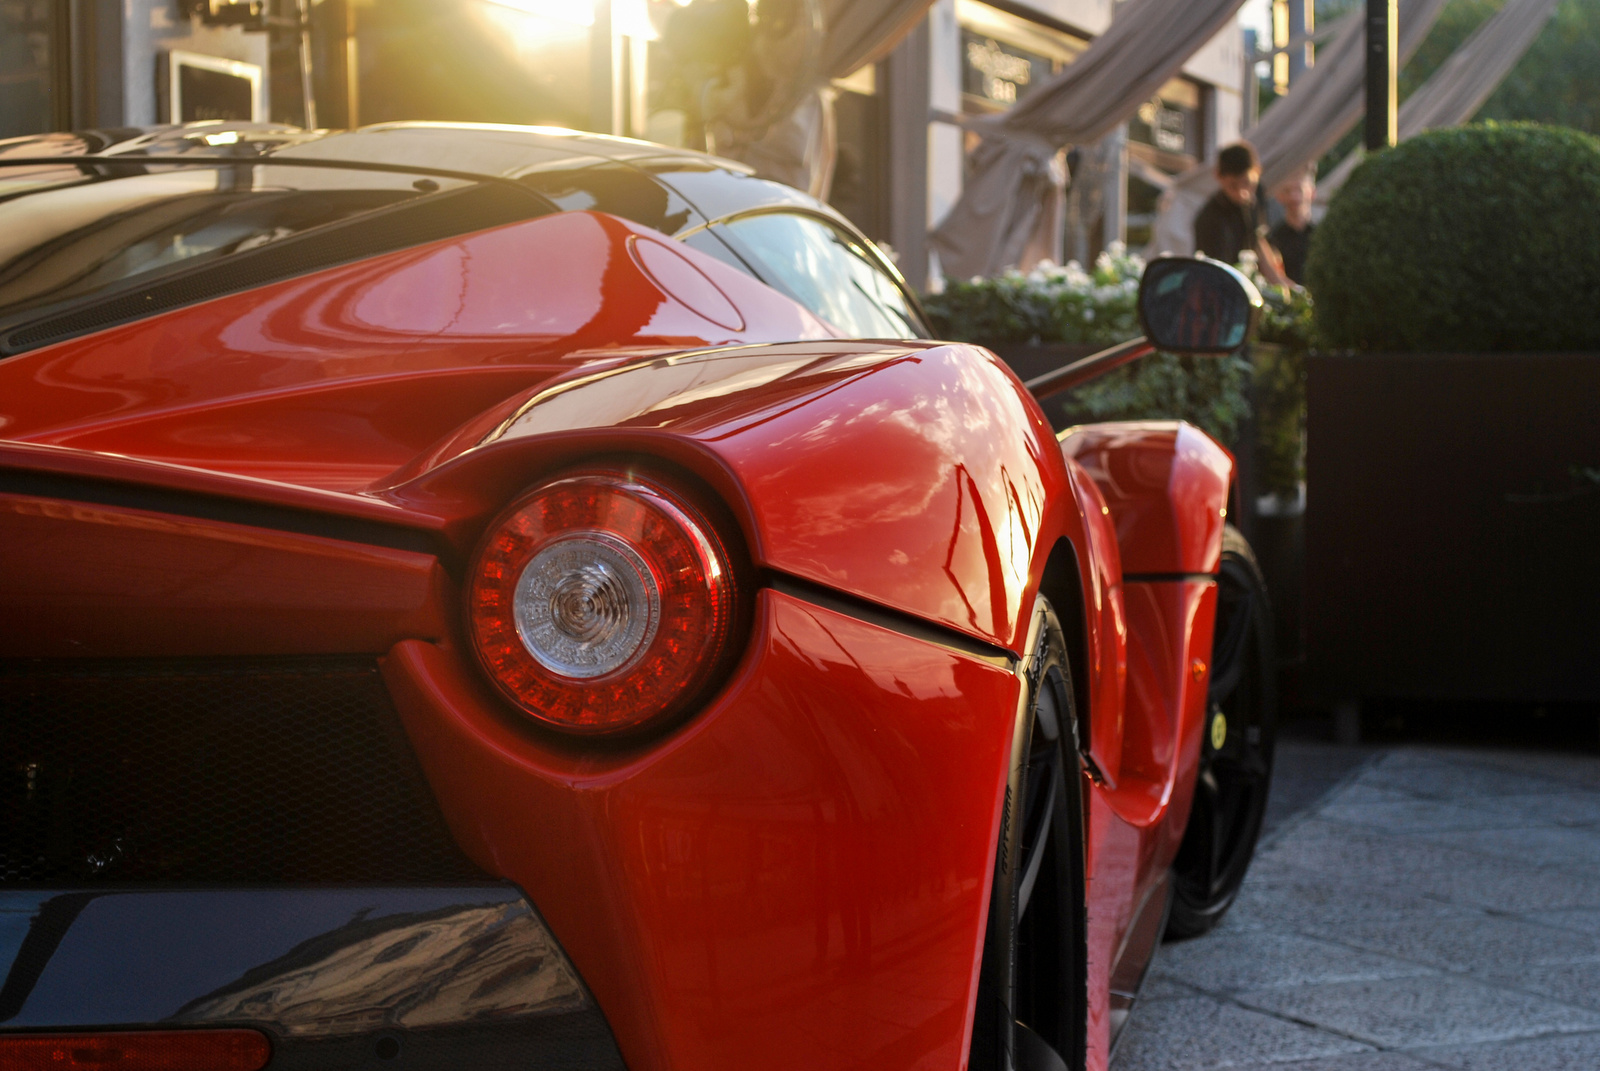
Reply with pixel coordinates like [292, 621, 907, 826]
[1309, 122, 1600, 351]
[921, 250, 1254, 444]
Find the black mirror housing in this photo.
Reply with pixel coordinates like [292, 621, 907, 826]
[1137, 257, 1263, 355]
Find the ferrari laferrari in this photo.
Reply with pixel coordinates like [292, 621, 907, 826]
[0, 123, 1276, 1071]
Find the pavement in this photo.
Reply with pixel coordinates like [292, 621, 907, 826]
[1114, 741, 1600, 1070]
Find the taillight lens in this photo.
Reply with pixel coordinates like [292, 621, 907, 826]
[0, 1031, 270, 1071]
[469, 470, 738, 735]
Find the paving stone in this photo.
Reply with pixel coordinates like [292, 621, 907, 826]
[1111, 995, 1369, 1071]
[1315, 783, 1420, 809]
[1255, 819, 1600, 912]
[1224, 1053, 1437, 1071]
[1471, 960, 1600, 1012]
[1419, 825, 1600, 873]
[1139, 971, 1207, 1001]
[1315, 797, 1529, 834]
[1291, 905, 1600, 974]
[1220, 868, 1457, 936]
[1418, 1029, 1600, 1070]
[1119, 745, 1600, 1070]
[1526, 908, 1600, 935]
[1474, 791, 1600, 828]
[1361, 752, 1572, 800]
[1236, 974, 1600, 1049]
[1155, 930, 1435, 994]
[1448, 750, 1600, 791]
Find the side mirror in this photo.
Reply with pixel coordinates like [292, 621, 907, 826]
[1138, 257, 1263, 355]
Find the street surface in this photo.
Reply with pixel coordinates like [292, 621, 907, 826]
[1116, 742, 1600, 1070]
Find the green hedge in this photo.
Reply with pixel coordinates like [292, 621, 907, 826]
[1309, 123, 1600, 351]
[923, 248, 1253, 445]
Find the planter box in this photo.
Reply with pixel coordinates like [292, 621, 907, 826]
[1306, 351, 1600, 703]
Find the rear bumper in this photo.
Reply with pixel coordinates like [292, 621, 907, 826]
[0, 885, 625, 1070]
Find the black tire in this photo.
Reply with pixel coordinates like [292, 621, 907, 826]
[1167, 525, 1278, 939]
[969, 603, 1088, 1071]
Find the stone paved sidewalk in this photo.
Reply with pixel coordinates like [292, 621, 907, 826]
[1115, 744, 1600, 1070]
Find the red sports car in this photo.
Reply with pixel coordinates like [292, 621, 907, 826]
[0, 123, 1276, 1071]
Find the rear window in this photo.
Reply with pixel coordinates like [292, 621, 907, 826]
[0, 157, 549, 355]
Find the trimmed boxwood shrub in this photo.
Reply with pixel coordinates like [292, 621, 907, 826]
[1309, 123, 1600, 351]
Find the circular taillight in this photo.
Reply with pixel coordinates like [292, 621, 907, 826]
[468, 470, 738, 735]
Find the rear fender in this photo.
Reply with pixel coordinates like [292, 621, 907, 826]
[387, 339, 1082, 657]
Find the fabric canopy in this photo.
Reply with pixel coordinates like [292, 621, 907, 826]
[929, 0, 1248, 280]
[1147, 0, 1450, 258]
[709, 0, 937, 198]
[1316, 0, 1564, 198]
[822, 0, 935, 79]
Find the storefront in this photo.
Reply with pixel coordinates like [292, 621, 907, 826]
[2, 0, 1244, 287]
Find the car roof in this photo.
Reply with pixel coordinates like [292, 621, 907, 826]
[0, 121, 845, 236]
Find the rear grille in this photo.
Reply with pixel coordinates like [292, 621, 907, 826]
[0, 659, 486, 885]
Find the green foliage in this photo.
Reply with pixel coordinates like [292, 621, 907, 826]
[922, 247, 1253, 445]
[922, 246, 1143, 348]
[1311, 0, 1600, 178]
[1058, 350, 1255, 448]
[1308, 123, 1600, 351]
[1250, 283, 1314, 494]
[1479, 0, 1600, 135]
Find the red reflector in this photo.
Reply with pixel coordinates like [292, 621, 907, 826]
[0, 1030, 270, 1071]
[469, 469, 739, 735]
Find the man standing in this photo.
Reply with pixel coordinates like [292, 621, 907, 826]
[1270, 166, 1317, 286]
[1194, 142, 1289, 285]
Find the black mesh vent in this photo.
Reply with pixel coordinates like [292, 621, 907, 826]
[0, 658, 487, 885]
[0, 182, 548, 355]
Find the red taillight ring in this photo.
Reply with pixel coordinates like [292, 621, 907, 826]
[468, 469, 738, 736]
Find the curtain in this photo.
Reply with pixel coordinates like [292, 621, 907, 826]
[1316, 0, 1563, 198]
[710, 0, 938, 198]
[1146, 0, 1450, 258]
[927, 0, 1248, 280]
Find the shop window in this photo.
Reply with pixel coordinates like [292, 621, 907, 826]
[0, 0, 58, 138]
[829, 73, 884, 243]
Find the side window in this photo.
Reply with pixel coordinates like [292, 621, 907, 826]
[711, 213, 927, 339]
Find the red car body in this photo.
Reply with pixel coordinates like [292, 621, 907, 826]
[0, 126, 1240, 1071]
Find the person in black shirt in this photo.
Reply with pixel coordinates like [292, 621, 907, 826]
[1193, 142, 1290, 285]
[1269, 166, 1316, 286]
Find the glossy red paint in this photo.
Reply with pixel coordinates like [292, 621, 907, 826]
[1061, 422, 1233, 574]
[0, 492, 445, 657]
[0, 194, 1237, 1071]
[1057, 423, 1231, 1066]
[383, 589, 1020, 1071]
[426, 339, 1075, 656]
[0, 211, 835, 491]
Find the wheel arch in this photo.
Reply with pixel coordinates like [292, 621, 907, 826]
[1039, 537, 1092, 765]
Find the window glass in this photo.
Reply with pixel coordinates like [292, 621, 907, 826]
[517, 159, 697, 235]
[0, 159, 475, 322]
[714, 213, 924, 339]
[0, 1, 55, 138]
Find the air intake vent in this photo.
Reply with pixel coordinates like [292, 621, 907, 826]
[0, 182, 546, 356]
[0, 658, 486, 885]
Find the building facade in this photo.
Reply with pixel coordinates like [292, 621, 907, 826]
[2, 0, 1247, 287]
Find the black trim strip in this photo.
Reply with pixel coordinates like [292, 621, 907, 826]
[0, 470, 442, 557]
[0, 155, 560, 199]
[1123, 572, 1219, 583]
[766, 573, 1017, 669]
